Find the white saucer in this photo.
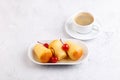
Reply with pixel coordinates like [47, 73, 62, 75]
[65, 18, 102, 40]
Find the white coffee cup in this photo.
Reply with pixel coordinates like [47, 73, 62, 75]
[72, 12, 98, 34]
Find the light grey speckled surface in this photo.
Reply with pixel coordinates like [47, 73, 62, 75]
[0, 0, 120, 80]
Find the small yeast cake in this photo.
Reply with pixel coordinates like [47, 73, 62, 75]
[49, 40, 67, 60]
[33, 44, 52, 63]
[66, 41, 83, 61]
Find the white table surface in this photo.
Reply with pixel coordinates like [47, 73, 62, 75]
[0, 0, 120, 80]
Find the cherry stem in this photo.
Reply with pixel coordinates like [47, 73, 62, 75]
[60, 38, 64, 44]
[37, 41, 43, 44]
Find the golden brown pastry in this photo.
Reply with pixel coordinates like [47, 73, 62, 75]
[49, 40, 67, 60]
[33, 44, 52, 63]
[66, 40, 83, 61]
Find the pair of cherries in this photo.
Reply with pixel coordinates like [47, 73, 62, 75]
[38, 41, 69, 63]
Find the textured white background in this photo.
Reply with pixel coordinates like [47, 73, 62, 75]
[0, 0, 120, 80]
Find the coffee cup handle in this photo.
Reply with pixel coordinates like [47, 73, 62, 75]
[92, 25, 99, 31]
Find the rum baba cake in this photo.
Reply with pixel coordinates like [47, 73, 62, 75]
[33, 44, 52, 63]
[49, 40, 67, 60]
[65, 40, 83, 60]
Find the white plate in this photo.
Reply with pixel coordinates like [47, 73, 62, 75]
[28, 39, 88, 65]
[65, 17, 102, 40]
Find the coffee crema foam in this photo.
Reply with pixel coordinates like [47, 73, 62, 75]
[74, 12, 94, 26]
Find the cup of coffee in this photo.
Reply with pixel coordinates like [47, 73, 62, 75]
[72, 12, 97, 34]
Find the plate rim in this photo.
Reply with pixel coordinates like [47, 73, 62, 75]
[28, 39, 88, 65]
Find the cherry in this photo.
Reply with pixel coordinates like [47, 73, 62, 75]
[37, 41, 49, 48]
[62, 43, 69, 51]
[50, 56, 58, 63]
[60, 39, 69, 51]
[43, 43, 49, 48]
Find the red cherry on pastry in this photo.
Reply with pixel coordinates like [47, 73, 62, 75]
[43, 43, 49, 48]
[62, 43, 69, 51]
[50, 56, 58, 63]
